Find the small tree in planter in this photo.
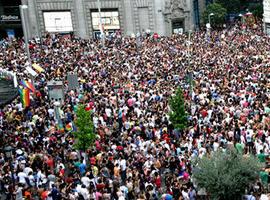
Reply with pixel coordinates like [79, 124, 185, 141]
[73, 104, 96, 153]
[168, 87, 188, 131]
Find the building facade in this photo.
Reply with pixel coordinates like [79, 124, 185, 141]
[264, 0, 270, 35]
[18, 0, 207, 39]
[0, 0, 23, 38]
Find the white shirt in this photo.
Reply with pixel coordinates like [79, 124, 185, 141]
[105, 108, 112, 117]
[182, 190, 190, 200]
[120, 159, 127, 171]
[24, 167, 33, 176]
[81, 176, 91, 188]
[17, 172, 27, 184]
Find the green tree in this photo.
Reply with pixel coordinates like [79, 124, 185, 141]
[168, 87, 188, 131]
[193, 150, 262, 200]
[203, 3, 227, 27]
[73, 104, 96, 151]
[216, 0, 241, 13]
[249, 4, 263, 19]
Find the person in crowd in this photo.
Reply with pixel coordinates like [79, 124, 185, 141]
[0, 22, 269, 199]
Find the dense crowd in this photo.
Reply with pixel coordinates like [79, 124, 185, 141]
[0, 23, 270, 200]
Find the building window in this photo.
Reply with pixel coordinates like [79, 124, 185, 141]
[91, 9, 120, 37]
[43, 11, 73, 33]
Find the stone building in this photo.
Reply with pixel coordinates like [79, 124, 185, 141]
[1, 0, 208, 39]
[264, 0, 270, 34]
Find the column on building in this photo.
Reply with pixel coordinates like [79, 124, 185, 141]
[133, 0, 155, 34]
[22, 0, 40, 38]
[186, 0, 193, 31]
[24, 0, 40, 38]
[153, 0, 166, 35]
[73, 0, 88, 38]
[198, 0, 206, 24]
[122, 0, 135, 35]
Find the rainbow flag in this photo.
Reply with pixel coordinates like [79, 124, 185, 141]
[20, 80, 35, 93]
[65, 122, 73, 132]
[32, 63, 44, 73]
[19, 88, 30, 108]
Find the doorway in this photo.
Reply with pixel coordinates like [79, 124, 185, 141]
[172, 19, 184, 34]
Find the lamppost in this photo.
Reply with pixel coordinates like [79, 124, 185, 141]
[208, 13, 215, 28]
[4, 145, 15, 189]
[97, 0, 105, 48]
[239, 14, 243, 24]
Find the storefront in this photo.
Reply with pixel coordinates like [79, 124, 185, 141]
[0, 0, 23, 39]
[43, 11, 74, 33]
[90, 9, 120, 38]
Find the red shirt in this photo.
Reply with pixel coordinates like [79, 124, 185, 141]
[155, 177, 161, 188]
[47, 158, 54, 168]
[201, 109, 208, 118]
[90, 157, 96, 165]
[96, 183, 105, 190]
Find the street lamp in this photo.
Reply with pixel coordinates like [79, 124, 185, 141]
[239, 14, 244, 26]
[208, 13, 215, 28]
[97, 0, 105, 47]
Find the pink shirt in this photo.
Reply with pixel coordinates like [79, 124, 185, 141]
[127, 99, 133, 107]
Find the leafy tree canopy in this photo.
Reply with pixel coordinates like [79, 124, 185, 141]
[193, 150, 262, 200]
[216, 0, 241, 13]
[73, 104, 96, 151]
[168, 87, 188, 131]
[202, 3, 227, 27]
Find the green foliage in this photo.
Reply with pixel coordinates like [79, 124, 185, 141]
[168, 88, 188, 131]
[193, 150, 262, 200]
[203, 3, 227, 27]
[73, 104, 96, 151]
[216, 0, 241, 13]
[249, 4, 263, 19]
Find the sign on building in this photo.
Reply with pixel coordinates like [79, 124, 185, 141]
[0, 15, 20, 22]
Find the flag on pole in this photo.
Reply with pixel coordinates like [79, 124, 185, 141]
[19, 88, 30, 108]
[32, 63, 44, 73]
[20, 80, 35, 93]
